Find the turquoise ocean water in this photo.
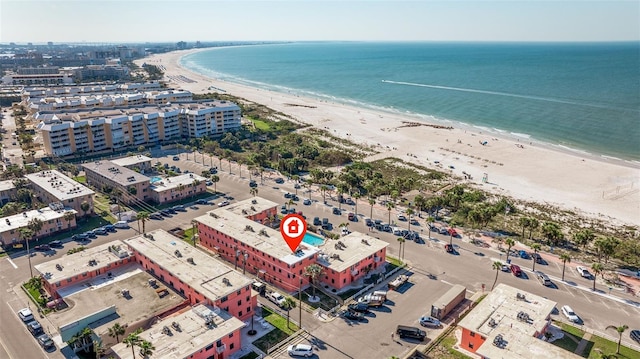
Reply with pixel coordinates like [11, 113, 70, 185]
[181, 42, 640, 162]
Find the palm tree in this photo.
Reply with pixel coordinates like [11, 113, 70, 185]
[368, 198, 375, 220]
[81, 200, 91, 219]
[250, 187, 258, 197]
[93, 339, 105, 359]
[282, 296, 297, 329]
[63, 211, 75, 231]
[591, 263, 604, 291]
[396, 237, 405, 262]
[531, 243, 541, 271]
[352, 191, 361, 216]
[605, 324, 629, 354]
[519, 217, 530, 238]
[107, 322, 125, 343]
[491, 261, 502, 290]
[573, 229, 595, 251]
[137, 211, 149, 234]
[426, 216, 435, 239]
[138, 340, 155, 358]
[560, 252, 571, 281]
[304, 264, 324, 300]
[123, 332, 141, 359]
[528, 218, 539, 240]
[504, 238, 515, 263]
[210, 174, 220, 193]
[386, 202, 395, 224]
[320, 184, 328, 203]
[406, 207, 414, 235]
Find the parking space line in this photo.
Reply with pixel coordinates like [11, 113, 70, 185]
[6, 258, 17, 269]
[579, 290, 593, 303]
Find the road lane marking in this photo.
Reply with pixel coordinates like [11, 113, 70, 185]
[6, 258, 17, 269]
[441, 280, 453, 286]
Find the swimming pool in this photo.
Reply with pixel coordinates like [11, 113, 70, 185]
[303, 233, 324, 246]
[150, 176, 162, 184]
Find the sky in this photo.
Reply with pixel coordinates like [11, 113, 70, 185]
[0, 1, 638, 43]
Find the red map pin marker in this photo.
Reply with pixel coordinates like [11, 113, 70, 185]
[280, 213, 307, 253]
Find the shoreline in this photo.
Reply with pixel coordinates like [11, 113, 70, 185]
[135, 48, 640, 226]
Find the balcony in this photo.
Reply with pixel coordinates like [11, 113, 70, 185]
[215, 344, 226, 354]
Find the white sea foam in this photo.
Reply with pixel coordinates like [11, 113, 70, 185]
[510, 132, 531, 139]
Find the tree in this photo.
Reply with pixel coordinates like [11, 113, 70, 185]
[591, 263, 604, 291]
[123, 332, 141, 359]
[352, 191, 361, 216]
[63, 211, 75, 231]
[282, 296, 297, 328]
[386, 202, 395, 224]
[304, 264, 324, 300]
[27, 217, 44, 239]
[80, 201, 91, 219]
[406, 207, 414, 236]
[573, 229, 595, 251]
[210, 174, 220, 193]
[504, 238, 515, 263]
[138, 340, 155, 358]
[93, 339, 105, 359]
[528, 218, 539, 240]
[541, 221, 563, 246]
[320, 184, 328, 203]
[519, 217, 530, 238]
[531, 243, 541, 271]
[250, 187, 258, 197]
[560, 252, 571, 281]
[396, 237, 405, 262]
[369, 198, 375, 220]
[107, 322, 125, 343]
[491, 261, 502, 290]
[605, 324, 629, 354]
[138, 211, 149, 234]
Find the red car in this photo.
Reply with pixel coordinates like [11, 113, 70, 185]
[510, 264, 522, 277]
[448, 228, 458, 237]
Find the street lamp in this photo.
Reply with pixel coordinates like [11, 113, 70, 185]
[298, 277, 303, 329]
[243, 252, 248, 275]
[234, 247, 240, 270]
[26, 236, 34, 278]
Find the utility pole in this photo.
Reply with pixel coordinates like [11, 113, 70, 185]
[298, 278, 303, 329]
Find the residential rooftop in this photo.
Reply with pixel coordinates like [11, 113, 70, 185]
[459, 283, 567, 359]
[25, 170, 95, 201]
[110, 155, 152, 168]
[0, 179, 16, 192]
[34, 241, 131, 284]
[315, 232, 388, 273]
[195, 209, 319, 266]
[150, 173, 207, 192]
[224, 197, 278, 218]
[82, 161, 149, 185]
[111, 304, 244, 359]
[123, 230, 253, 302]
[0, 207, 76, 234]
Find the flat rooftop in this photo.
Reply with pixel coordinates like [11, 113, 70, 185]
[46, 268, 184, 339]
[35, 241, 131, 284]
[195, 209, 319, 266]
[150, 173, 207, 192]
[316, 232, 388, 273]
[82, 161, 149, 185]
[110, 155, 152, 167]
[224, 197, 278, 218]
[123, 230, 253, 302]
[459, 283, 564, 359]
[111, 304, 244, 359]
[0, 207, 77, 234]
[0, 180, 15, 192]
[25, 170, 95, 201]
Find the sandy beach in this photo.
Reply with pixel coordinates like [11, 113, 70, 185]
[135, 49, 640, 226]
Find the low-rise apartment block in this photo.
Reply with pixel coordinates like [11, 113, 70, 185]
[0, 180, 17, 205]
[82, 161, 150, 204]
[224, 197, 279, 223]
[0, 206, 77, 246]
[150, 173, 207, 204]
[110, 154, 152, 172]
[25, 170, 94, 215]
[110, 304, 244, 359]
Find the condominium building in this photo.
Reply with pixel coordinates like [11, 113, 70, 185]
[110, 304, 244, 359]
[36, 101, 240, 157]
[110, 155, 152, 172]
[21, 82, 161, 100]
[0, 206, 77, 246]
[224, 197, 279, 223]
[25, 170, 94, 215]
[82, 161, 150, 204]
[457, 284, 580, 359]
[0, 180, 17, 205]
[124, 230, 257, 321]
[150, 173, 207, 204]
[2, 70, 74, 85]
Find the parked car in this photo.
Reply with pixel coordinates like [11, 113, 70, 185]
[294, 183, 301, 189]
[274, 177, 285, 184]
[510, 264, 522, 277]
[103, 224, 116, 232]
[332, 207, 341, 215]
[397, 214, 407, 221]
[84, 230, 97, 238]
[439, 227, 449, 235]
[160, 210, 172, 217]
[287, 343, 313, 357]
[18, 308, 34, 322]
[209, 167, 218, 174]
[93, 228, 107, 235]
[218, 200, 230, 207]
[172, 156, 179, 161]
[357, 294, 384, 307]
[576, 266, 592, 278]
[166, 208, 177, 214]
[72, 233, 88, 241]
[149, 213, 163, 220]
[531, 253, 543, 264]
[561, 305, 580, 322]
[313, 217, 322, 226]
[303, 198, 311, 205]
[268, 292, 286, 307]
[342, 310, 365, 321]
[410, 218, 420, 226]
[284, 192, 293, 199]
[27, 320, 44, 336]
[348, 212, 356, 221]
[175, 168, 182, 173]
[444, 244, 455, 253]
[195, 199, 209, 205]
[519, 250, 530, 259]
[347, 303, 370, 313]
[37, 334, 55, 349]
[249, 180, 258, 187]
[34, 244, 51, 251]
[172, 205, 187, 212]
[49, 240, 63, 247]
[419, 315, 442, 328]
[536, 271, 553, 286]
[365, 218, 373, 227]
[205, 180, 213, 186]
[630, 329, 640, 344]
[396, 325, 426, 341]
[448, 228, 458, 237]
[114, 221, 129, 229]
[292, 195, 299, 202]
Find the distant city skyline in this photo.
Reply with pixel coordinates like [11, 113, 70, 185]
[1, 1, 638, 43]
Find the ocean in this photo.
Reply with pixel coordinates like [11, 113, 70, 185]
[180, 42, 640, 162]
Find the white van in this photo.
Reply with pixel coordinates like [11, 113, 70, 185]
[392, 227, 402, 235]
[114, 221, 129, 229]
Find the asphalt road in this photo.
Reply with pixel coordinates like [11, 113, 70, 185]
[1, 150, 639, 358]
